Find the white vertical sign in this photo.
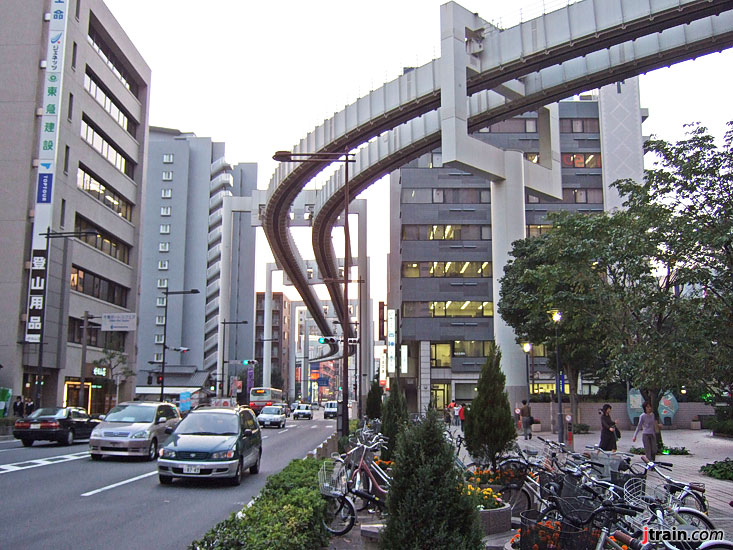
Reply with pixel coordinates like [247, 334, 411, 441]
[379, 353, 387, 387]
[387, 309, 396, 374]
[24, 0, 69, 343]
[400, 344, 408, 374]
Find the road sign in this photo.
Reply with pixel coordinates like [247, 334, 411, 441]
[101, 312, 136, 332]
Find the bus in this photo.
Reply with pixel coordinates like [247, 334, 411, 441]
[249, 387, 284, 414]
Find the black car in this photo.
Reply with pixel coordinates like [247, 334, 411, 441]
[13, 407, 101, 446]
[157, 407, 262, 486]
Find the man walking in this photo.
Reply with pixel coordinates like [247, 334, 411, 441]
[520, 399, 532, 440]
[13, 396, 24, 417]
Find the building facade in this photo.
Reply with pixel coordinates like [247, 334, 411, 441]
[389, 80, 645, 413]
[255, 292, 291, 396]
[0, 0, 150, 413]
[136, 128, 257, 400]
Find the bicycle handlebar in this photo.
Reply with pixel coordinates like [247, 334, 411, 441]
[612, 530, 644, 550]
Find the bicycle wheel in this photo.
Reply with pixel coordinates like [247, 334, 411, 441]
[322, 495, 356, 536]
[675, 508, 716, 530]
[680, 492, 708, 514]
[500, 484, 532, 516]
[352, 470, 372, 512]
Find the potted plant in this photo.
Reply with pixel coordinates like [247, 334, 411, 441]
[690, 415, 701, 430]
[464, 483, 511, 535]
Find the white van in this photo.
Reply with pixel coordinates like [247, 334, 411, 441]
[324, 401, 338, 419]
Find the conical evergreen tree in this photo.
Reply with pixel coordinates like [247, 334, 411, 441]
[464, 343, 516, 470]
[380, 380, 408, 461]
[366, 380, 383, 420]
[379, 409, 483, 550]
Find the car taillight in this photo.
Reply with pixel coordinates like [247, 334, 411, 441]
[249, 402, 255, 408]
[266, 401, 272, 406]
[15, 421, 30, 429]
[41, 421, 59, 429]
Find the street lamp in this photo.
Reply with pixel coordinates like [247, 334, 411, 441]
[273, 149, 356, 438]
[220, 319, 248, 397]
[548, 309, 563, 443]
[159, 288, 199, 401]
[521, 342, 532, 401]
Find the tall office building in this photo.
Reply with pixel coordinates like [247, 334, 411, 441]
[389, 80, 645, 412]
[136, 128, 257, 399]
[0, 0, 150, 413]
[254, 292, 291, 396]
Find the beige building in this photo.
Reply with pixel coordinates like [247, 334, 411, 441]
[0, 0, 150, 413]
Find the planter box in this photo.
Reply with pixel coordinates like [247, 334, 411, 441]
[479, 503, 512, 535]
[531, 423, 542, 433]
[690, 420, 702, 430]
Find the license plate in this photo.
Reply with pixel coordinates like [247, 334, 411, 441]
[31, 424, 41, 429]
[183, 465, 200, 474]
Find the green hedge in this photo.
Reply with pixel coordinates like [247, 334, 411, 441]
[711, 419, 733, 436]
[189, 457, 328, 550]
[700, 458, 733, 481]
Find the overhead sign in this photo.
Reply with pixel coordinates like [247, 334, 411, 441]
[179, 391, 191, 412]
[101, 313, 137, 332]
[387, 309, 396, 373]
[24, 0, 69, 344]
[400, 344, 408, 374]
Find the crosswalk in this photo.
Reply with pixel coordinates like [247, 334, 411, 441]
[0, 451, 89, 474]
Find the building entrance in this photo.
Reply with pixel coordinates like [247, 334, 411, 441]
[430, 383, 449, 411]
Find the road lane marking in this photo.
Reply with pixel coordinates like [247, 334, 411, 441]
[311, 425, 319, 429]
[0, 451, 89, 474]
[279, 429, 289, 433]
[81, 470, 157, 497]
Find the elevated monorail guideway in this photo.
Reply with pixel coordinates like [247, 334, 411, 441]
[264, 0, 733, 346]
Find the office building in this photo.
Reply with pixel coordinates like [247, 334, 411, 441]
[255, 292, 291, 395]
[0, 0, 151, 413]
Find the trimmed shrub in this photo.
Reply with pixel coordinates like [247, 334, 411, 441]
[366, 380, 384, 420]
[700, 458, 733, 481]
[380, 409, 483, 550]
[380, 380, 409, 461]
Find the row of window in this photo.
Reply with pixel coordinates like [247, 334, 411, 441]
[68, 317, 126, 351]
[81, 118, 133, 178]
[402, 188, 491, 205]
[402, 301, 494, 318]
[77, 165, 133, 221]
[527, 188, 604, 205]
[75, 217, 130, 264]
[402, 261, 492, 278]
[479, 117, 600, 134]
[526, 224, 553, 238]
[70, 266, 129, 307]
[560, 118, 600, 134]
[561, 153, 602, 169]
[87, 28, 138, 96]
[401, 224, 490, 241]
[163, 153, 174, 164]
[430, 341, 494, 367]
[83, 70, 133, 134]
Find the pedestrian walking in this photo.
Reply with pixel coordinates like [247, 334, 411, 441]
[453, 400, 460, 426]
[459, 403, 466, 432]
[13, 396, 24, 417]
[632, 401, 660, 461]
[24, 397, 34, 416]
[599, 404, 618, 452]
[443, 406, 451, 426]
[520, 399, 532, 440]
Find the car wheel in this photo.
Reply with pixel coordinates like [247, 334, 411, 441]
[21, 439, 33, 447]
[63, 429, 74, 446]
[159, 474, 173, 485]
[146, 439, 158, 461]
[229, 459, 243, 486]
[250, 449, 261, 474]
[90, 453, 102, 461]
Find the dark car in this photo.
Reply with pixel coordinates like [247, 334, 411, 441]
[13, 407, 101, 446]
[157, 407, 262, 486]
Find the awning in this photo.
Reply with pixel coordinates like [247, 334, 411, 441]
[135, 386, 203, 395]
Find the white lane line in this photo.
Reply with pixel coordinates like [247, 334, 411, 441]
[311, 425, 319, 429]
[81, 470, 157, 497]
[279, 429, 289, 434]
[0, 439, 19, 445]
[262, 435, 269, 439]
[0, 451, 89, 474]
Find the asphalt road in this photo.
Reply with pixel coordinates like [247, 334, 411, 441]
[0, 412, 336, 550]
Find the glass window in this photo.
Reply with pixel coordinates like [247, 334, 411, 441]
[432, 189, 444, 203]
[587, 188, 603, 203]
[572, 119, 584, 133]
[402, 302, 430, 317]
[402, 225, 419, 240]
[524, 153, 540, 164]
[480, 190, 490, 203]
[454, 340, 487, 357]
[585, 153, 600, 168]
[161, 188, 172, 198]
[158, 242, 169, 252]
[401, 263, 419, 277]
[156, 297, 166, 307]
[481, 226, 491, 240]
[525, 119, 537, 133]
[559, 119, 572, 133]
[527, 193, 540, 204]
[157, 278, 168, 289]
[428, 225, 444, 240]
[583, 119, 600, 133]
[401, 189, 432, 203]
[573, 154, 585, 168]
[430, 343, 451, 368]
[154, 334, 164, 344]
[163, 153, 174, 164]
[158, 260, 169, 270]
[155, 315, 165, 326]
[159, 224, 170, 234]
[430, 261, 445, 277]
[575, 189, 587, 203]
[160, 206, 171, 216]
[162, 171, 173, 181]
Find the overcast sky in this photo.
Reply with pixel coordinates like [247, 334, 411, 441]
[105, 0, 733, 303]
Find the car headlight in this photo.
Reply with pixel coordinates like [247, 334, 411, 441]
[211, 449, 235, 459]
[130, 430, 149, 439]
[91, 428, 104, 438]
[160, 448, 176, 459]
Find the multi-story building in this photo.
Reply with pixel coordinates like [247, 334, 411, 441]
[136, 127, 257, 400]
[255, 292, 291, 395]
[0, 0, 150, 413]
[389, 80, 645, 412]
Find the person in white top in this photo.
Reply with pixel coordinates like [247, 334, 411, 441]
[632, 402, 660, 461]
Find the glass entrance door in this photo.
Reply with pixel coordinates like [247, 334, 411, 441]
[430, 383, 449, 411]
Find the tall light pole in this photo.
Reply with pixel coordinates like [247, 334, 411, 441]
[548, 309, 563, 443]
[220, 319, 248, 397]
[521, 342, 532, 402]
[273, 149, 356, 438]
[160, 288, 199, 401]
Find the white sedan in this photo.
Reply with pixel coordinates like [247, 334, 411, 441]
[293, 404, 313, 420]
[257, 406, 286, 429]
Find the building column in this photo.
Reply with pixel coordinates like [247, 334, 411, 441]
[263, 263, 275, 387]
[418, 340, 431, 413]
[491, 150, 529, 410]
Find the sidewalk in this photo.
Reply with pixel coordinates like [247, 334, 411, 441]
[328, 428, 733, 549]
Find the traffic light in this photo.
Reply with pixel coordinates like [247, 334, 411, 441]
[147, 374, 153, 385]
[318, 336, 339, 344]
[157, 375, 163, 384]
[242, 359, 258, 365]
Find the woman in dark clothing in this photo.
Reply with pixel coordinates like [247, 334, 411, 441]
[599, 404, 618, 452]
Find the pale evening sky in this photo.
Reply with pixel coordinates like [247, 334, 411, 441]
[105, 0, 733, 306]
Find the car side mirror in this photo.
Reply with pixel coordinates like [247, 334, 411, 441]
[96, 415, 105, 421]
[242, 428, 253, 437]
[164, 426, 174, 434]
[157, 417, 167, 424]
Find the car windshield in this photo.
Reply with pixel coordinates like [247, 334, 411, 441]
[29, 408, 65, 419]
[297, 405, 309, 410]
[260, 406, 281, 415]
[104, 404, 156, 423]
[326, 403, 337, 408]
[175, 413, 239, 435]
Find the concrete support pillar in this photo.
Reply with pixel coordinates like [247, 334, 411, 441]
[418, 340, 431, 413]
[491, 150, 529, 409]
[218, 196, 234, 393]
[263, 263, 275, 387]
[288, 304, 297, 402]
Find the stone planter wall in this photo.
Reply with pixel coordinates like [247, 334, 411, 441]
[479, 503, 512, 535]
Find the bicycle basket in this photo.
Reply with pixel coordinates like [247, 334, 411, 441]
[319, 460, 347, 497]
[539, 469, 562, 500]
[611, 470, 645, 489]
[519, 509, 598, 550]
